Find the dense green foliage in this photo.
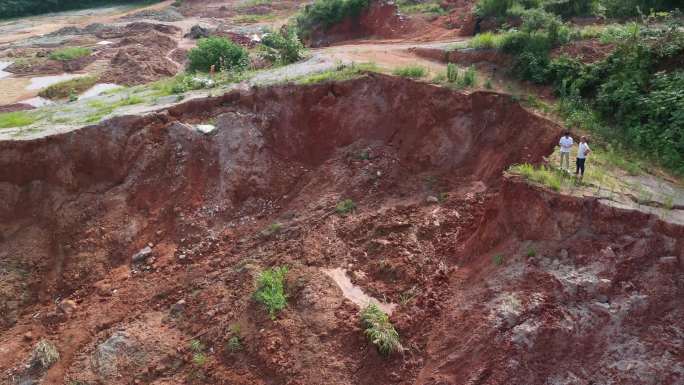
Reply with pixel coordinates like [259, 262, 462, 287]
[187, 37, 249, 73]
[360, 304, 401, 356]
[493, 11, 684, 173]
[0, 0, 158, 20]
[254, 266, 288, 319]
[475, 0, 680, 19]
[295, 0, 370, 38]
[259, 28, 305, 65]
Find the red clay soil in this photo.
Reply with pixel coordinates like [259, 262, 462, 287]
[551, 39, 615, 64]
[306, 0, 416, 47]
[410, 46, 513, 67]
[0, 74, 682, 385]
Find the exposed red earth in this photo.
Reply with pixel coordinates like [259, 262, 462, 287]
[1, 74, 681, 384]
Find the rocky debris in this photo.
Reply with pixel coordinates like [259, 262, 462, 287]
[196, 124, 217, 135]
[184, 24, 211, 39]
[426, 195, 439, 204]
[131, 246, 153, 264]
[88, 331, 145, 381]
[116, 30, 178, 52]
[100, 45, 178, 86]
[58, 299, 78, 316]
[10, 340, 60, 385]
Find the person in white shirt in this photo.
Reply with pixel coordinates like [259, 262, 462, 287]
[558, 131, 573, 171]
[576, 136, 591, 178]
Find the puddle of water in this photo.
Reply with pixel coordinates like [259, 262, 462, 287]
[78, 83, 121, 99]
[0, 61, 12, 80]
[323, 268, 396, 315]
[21, 96, 54, 107]
[27, 74, 86, 91]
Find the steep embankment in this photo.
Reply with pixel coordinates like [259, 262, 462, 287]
[0, 74, 681, 385]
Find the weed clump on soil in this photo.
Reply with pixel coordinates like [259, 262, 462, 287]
[261, 222, 283, 237]
[254, 266, 289, 319]
[39, 76, 98, 100]
[360, 304, 401, 356]
[226, 324, 243, 352]
[0, 111, 39, 128]
[187, 37, 249, 73]
[392, 65, 427, 79]
[49, 47, 91, 61]
[335, 199, 356, 215]
[492, 254, 504, 266]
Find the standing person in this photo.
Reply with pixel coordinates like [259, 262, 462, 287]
[576, 136, 591, 179]
[559, 131, 573, 171]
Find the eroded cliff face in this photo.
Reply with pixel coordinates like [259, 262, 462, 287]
[0, 74, 681, 385]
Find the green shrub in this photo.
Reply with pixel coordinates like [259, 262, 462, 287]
[187, 37, 249, 73]
[31, 340, 60, 369]
[602, 0, 681, 18]
[475, 0, 541, 18]
[335, 199, 356, 214]
[542, 0, 598, 18]
[360, 304, 401, 356]
[492, 254, 505, 265]
[296, 0, 370, 37]
[254, 266, 288, 319]
[259, 28, 305, 65]
[49, 47, 91, 61]
[38, 76, 98, 100]
[392, 65, 427, 78]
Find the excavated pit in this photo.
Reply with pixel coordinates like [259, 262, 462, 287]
[1, 74, 682, 385]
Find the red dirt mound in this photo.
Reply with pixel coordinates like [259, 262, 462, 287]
[100, 45, 178, 85]
[306, 0, 414, 47]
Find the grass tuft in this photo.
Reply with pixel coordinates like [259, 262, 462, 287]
[335, 199, 356, 215]
[392, 65, 427, 79]
[49, 47, 91, 61]
[254, 266, 288, 319]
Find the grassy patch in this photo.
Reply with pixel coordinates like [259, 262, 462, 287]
[0, 111, 39, 128]
[392, 65, 427, 79]
[510, 163, 564, 191]
[49, 47, 91, 61]
[335, 199, 356, 215]
[296, 62, 378, 84]
[360, 304, 401, 356]
[38, 76, 98, 100]
[84, 95, 145, 124]
[254, 266, 288, 319]
[468, 31, 509, 49]
[397, 0, 445, 15]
